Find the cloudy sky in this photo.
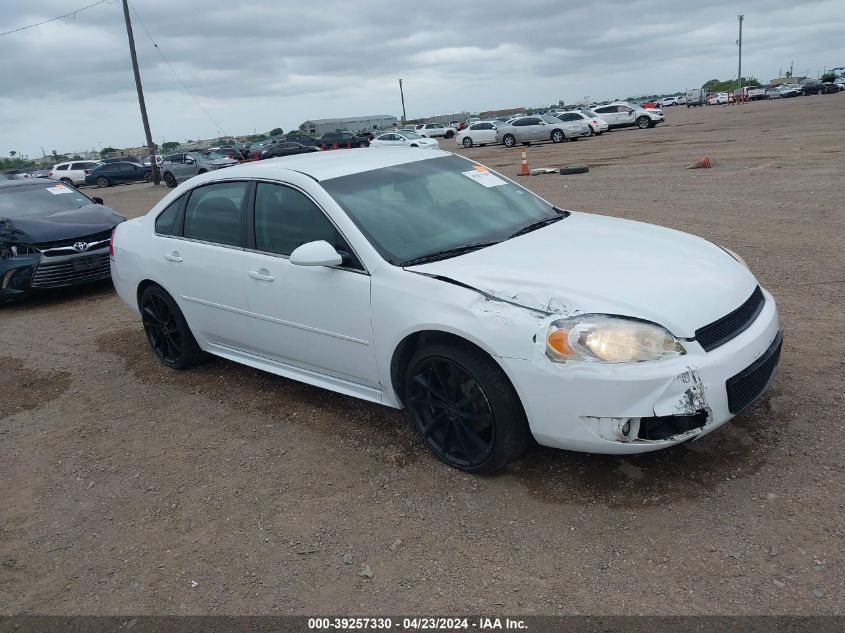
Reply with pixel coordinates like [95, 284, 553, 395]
[2, 0, 843, 158]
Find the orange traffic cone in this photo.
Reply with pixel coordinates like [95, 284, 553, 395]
[518, 149, 529, 176]
[686, 155, 712, 169]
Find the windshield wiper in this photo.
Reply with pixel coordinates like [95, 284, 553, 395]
[507, 210, 567, 240]
[401, 241, 499, 267]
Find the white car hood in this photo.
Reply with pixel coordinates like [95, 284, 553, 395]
[406, 212, 758, 337]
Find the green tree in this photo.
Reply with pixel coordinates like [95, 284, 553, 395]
[100, 147, 117, 158]
[821, 72, 836, 83]
[161, 141, 179, 151]
[9, 150, 16, 157]
[269, 127, 283, 136]
[702, 77, 760, 92]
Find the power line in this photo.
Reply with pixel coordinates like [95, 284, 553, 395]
[128, 0, 226, 137]
[0, 0, 114, 38]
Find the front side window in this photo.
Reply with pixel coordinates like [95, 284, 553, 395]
[323, 155, 560, 266]
[254, 183, 350, 260]
[183, 181, 247, 247]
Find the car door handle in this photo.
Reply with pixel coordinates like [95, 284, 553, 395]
[164, 252, 183, 262]
[248, 270, 274, 282]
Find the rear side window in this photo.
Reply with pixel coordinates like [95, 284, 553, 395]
[55, 164, 68, 171]
[155, 195, 184, 235]
[183, 181, 247, 247]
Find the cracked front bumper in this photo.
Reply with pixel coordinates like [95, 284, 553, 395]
[501, 288, 781, 454]
[0, 254, 39, 302]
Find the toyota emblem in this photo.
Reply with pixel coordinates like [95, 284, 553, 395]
[73, 242, 90, 252]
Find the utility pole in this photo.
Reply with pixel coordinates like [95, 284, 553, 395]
[737, 14, 744, 96]
[398, 79, 407, 124]
[121, 0, 159, 184]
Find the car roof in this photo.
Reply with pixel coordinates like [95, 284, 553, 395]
[208, 147, 450, 182]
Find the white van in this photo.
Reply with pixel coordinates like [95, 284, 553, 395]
[685, 88, 706, 107]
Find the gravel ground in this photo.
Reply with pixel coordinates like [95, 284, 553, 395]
[1, 95, 843, 616]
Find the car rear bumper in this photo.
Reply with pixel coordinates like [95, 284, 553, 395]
[500, 288, 781, 454]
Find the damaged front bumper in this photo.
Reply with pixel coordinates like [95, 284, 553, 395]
[500, 288, 781, 454]
[0, 253, 39, 303]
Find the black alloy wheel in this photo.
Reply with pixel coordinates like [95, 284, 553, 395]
[140, 286, 204, 369]
[404, 344, 529, 473]
[164, 172, 177, 188]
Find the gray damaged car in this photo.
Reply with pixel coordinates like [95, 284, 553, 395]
[160, 151, 238, 188]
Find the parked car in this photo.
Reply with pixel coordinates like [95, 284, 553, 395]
[801, 80, 821, 95]
[765, 87, 782, 100]
[143, 155, 164, 167]
[495, 115, 590, 147]
[707, 92, 731, 105]
[685, 88, 706, 107]
[820, 82, 841, 94]
[206, 147, 244, 161]
[413, 123, 456, 139]
[455, 121, 502, 148]
[0, 178, 124, 304]
[260, 142, 321, 159]
[102, 156, 143, 165]
[49, 160, 103, 186]
[160, 152, 238, 188]
[284, 134, 320, 147]
[31, 168, 53, 179]
[777, 84, 802, 98]
[660, 97, 680, 107]
[555, 110, 609, 135]
[110, 149, 782, 473]
[319, 131, 370, 149]
[591, 103, 664, 129]
[369, 132, 439, 149]
[85, 161, 152, 188]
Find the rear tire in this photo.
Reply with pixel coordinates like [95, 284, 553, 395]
[462, 137, 473, 148]
[404, 342, 529, 474]
[139, 285, 205, 370]
[550, 129, 564, 143]
[96, 176, 109, 188]
[143, 171, 152, 183]
[60, 177, 73, 186]
[445, 130, 455, 139]
[637, 116, 651, 129]
[503, 134, 516, 148]
[358, 141, 368, 148]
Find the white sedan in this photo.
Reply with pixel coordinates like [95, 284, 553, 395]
[554, 110, 609, 135]
[370, 131, 439, 149]
[111, 149, 782, 473]
[455, 120, 501, 148]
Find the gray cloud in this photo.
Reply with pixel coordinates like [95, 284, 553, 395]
[1, 0, 843, 157]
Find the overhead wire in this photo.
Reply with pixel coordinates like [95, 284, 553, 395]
[128, 0, 226, 137]
[0, 0, 115, 38]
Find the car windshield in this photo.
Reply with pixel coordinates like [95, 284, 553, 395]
[0, 183, 92, 218]
[322, 155, 561, 266]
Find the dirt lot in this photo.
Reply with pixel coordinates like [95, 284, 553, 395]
[2, 95, 843, 616]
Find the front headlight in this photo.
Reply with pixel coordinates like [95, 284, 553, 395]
[546, 315, 686, 364]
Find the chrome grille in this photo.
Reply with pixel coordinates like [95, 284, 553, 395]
[31, 252, 111, 288]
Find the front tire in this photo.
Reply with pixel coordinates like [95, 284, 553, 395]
[445, 130, 455, 139]
[462, 137, 473, 148]
[404, 343, 529, 474]
[637, 116, 651, 129]
[163, 172, 177, 188]
[96, 176, 109, 188]
[143, 171, 152, 183]
[502, 134, 516, 148]
[139, 285, 205, 370]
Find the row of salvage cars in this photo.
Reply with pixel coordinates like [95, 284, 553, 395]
[2, 149, 782, 475]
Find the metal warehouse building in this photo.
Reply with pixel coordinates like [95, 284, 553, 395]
[300, 115, 398, 136]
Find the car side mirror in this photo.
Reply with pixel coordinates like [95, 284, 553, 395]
[92, 197, 104, 205]
[289, 240, 343, 267]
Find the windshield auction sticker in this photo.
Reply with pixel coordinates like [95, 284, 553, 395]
[46, 184, 74, 194]
[462, 170, 506, 188]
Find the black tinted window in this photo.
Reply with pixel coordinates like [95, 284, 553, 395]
[155, 195, 183, 235]
[254, 183, 346, 258]
[183, 181, 247, 247]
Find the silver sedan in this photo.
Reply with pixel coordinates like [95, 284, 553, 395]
[494, 115, 590, 148]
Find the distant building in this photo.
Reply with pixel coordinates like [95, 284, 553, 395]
[300, 115, 398, 136]
[479, 107, 526, 119]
